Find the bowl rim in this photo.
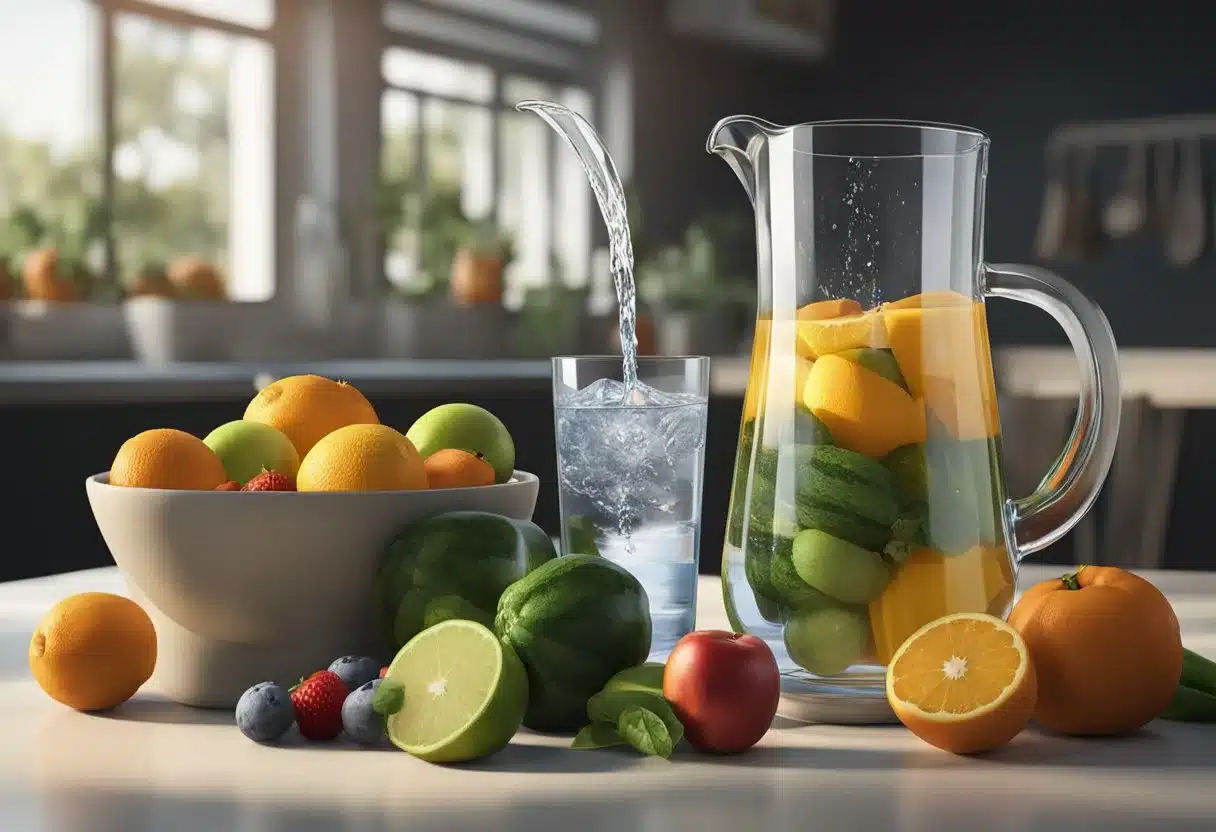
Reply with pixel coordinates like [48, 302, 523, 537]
[86, 468, 539, 494]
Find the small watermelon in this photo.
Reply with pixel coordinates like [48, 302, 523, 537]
[495, 554, 651, 733]
[377, 511, 556, 649]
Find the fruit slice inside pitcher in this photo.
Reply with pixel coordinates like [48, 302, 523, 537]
[725, 290, 1013, 677]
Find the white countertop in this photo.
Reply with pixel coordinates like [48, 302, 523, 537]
[1, 565, 1214, 831]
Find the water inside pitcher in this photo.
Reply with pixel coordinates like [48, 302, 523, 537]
[709, 117, 1120, 723]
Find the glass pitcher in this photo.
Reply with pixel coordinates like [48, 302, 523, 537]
[709, 118, 1121, 724]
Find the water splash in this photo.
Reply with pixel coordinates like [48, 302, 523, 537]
[516, 99, 638, 390]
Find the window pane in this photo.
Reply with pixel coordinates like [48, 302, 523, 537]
[0, 0, 104, 282]
[137, 0, 275, 30]
[382, 47, 494, 104]
[503, 75, 553, 104]
[112, 13, 275, 300]
[423, 99, 493, 221]
[380, 90, 420, 289]
[499, 110, 552, 303]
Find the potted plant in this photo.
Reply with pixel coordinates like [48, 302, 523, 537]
[2, 199, 132, 359]
[450, 215, 515, 306]
[376, 183, 512, 358]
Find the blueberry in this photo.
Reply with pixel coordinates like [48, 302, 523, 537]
[235, 681, 295, 743]
[329, 655, 382, 691]
[342, 679, 387, 746]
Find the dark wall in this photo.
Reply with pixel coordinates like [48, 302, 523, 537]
[627, 0, 1216, 348]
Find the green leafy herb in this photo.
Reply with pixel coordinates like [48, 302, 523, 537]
[618, 705, 674, 758]
[372, 678, 405, 717]
[587, 689, 684, 748]
[571, 722, 625, 749]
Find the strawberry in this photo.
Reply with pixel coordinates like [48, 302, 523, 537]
[379, 666, 388, 678]
[241, 470, 296, 492]
[290, 670, 347, 740]
[215, 481, 241, 491]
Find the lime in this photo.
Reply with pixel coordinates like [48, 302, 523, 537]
[385, 619, 528, 763]
[784, 604, 869, 677]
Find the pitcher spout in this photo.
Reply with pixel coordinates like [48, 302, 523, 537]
[706, 115, 784, 205]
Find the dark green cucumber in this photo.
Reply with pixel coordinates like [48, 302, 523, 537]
[795, 445, 902, 551]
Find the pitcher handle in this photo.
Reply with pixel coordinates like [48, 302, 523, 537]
[983, 263, 1121, 560]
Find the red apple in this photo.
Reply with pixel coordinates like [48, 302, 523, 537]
[663, 629, 780, 753]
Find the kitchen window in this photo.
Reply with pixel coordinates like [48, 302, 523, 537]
[0, 0, 276, 302]
[380, 0, 598, 307]
[104, 0, 276, 300]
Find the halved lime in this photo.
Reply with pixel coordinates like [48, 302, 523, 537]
[385, 619, 528, 763]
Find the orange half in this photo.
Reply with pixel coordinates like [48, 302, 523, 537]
[796, 310, 886, 360]
[886, 612, 1036, 754]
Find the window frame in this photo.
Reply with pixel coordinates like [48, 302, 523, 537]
[380, 18, 598, 297]
[94, 0, 278, 289]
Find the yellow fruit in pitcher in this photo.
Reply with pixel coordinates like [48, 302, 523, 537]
[30, 593, 157, 712]
[868, 545, 1015, 665]
[882, 301, 1000, 440]
[881, 289, 973, 312]
[742, 318, 771, 423]
[802, 354, 926, 459]
[796, 310, 886, 360]
[297, 424, 428, 492]
[796, 298, 863, 320]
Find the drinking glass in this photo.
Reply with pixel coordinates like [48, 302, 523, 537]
[552, 355, 711, 661]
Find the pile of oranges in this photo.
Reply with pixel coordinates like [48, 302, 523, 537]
[107, 374, 494, 493]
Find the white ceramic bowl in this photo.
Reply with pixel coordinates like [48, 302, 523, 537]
[86, 471, 540, 708]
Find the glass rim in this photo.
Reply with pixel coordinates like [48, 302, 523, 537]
[551, 354, 710, 364]
[782, 118, 990, 160]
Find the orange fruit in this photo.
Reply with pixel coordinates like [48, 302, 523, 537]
[110, 428, 227, 490]
[802, 353, 927, 459]
[30, 592, 157, 712]
[882, 301, 1000, 440]
[869, 545, 1016, 665]
[887, 612, 1036, 754]
[796, 310, 886, 359]
[423, 448, 496, 489]
[1008, 565, 1182, 736]
[245, 375, 380, 459]
[297, 423, 428, 492]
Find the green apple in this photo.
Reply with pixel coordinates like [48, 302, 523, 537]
[203, 420, 300, 484]
[406, 403, 515, 484]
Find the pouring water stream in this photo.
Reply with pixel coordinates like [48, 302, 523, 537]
[516, 100, 639, 391]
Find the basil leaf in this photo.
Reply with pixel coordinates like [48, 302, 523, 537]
[587, 689, 684, 749]
[571, 722, 625, 749]
[617, 705, 674, 758]
[372, 678, 405, 717]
